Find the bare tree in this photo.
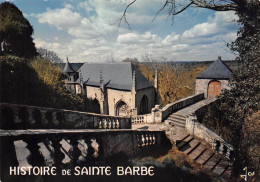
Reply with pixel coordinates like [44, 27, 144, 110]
[105, 52, 117, 63]
[37, 47, 63, 63]
[117, 0, 240, 27]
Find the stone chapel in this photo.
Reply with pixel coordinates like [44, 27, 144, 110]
[195, 57, 232, 98]
[63, 61, 157, 116]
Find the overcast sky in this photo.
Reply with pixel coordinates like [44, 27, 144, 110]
[3, 0, 239, 62]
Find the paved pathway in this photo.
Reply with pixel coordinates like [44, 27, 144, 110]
[175, 98, 216, 116]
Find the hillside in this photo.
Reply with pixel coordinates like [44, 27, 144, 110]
[0, 55, 99, 112]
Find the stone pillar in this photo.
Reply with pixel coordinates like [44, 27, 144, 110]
[99, 70, 108, 115]
[154, 69, 158, 104]
[131, 70, 136, 111]
[151, 105, 161, 123]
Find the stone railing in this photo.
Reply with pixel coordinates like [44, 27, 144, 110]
[131, 114, 153, 124]
[0, 129, 171, 180]
[151, 93, 205, 123]
[0, 103, 131, 130]
[185, 100, 234, 160]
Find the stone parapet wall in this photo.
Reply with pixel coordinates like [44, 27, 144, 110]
[132, 93, 205, 124]
[185, 100, 234, 160]
[0, 129, 171, 180]
[151, 93, 205, 123]
[0, 103, 131, 130]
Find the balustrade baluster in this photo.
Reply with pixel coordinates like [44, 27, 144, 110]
[50, 137, 65, 168]
[141, 133, 145, 147]
[70, 136, 82, 165]
[219, 143, 224, 154]
[115, 119, 118, 129]
[212, 140, 217, 150]
[98, 118, 102, 128]
[149, 133, 152, 145]
[41, 110, 48, 125]
[152, 133, 156, 144]
[85, 138, 95, 161]
[226, 148, 231, 160]
[106, 117, 110, 129]
[24, 137, 45, 166]
[28, 109, 35, 125]
[91, 138, 99, 158]
[111, 118, 115, 129]
[101, 118, 104, 129]
[14, 107, 22, 124]
[52, 112, 59, 126]
[145, 133, 149, 146]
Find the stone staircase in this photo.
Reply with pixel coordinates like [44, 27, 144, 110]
[163, 98, 233, 181]
[169, 130, 233, 181]
[165, 113, 186, 129]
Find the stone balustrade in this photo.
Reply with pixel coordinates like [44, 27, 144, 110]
[0, 129, 171, 180]
[0, 103, 131, 130]
[132, 115, 145, 124]
[131, 114, 153, 124]
[185, 107, 234, 160]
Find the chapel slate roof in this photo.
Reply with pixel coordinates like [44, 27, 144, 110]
[196, 57, 232, 79]
[57, 63, 84, 72]
[77, 62, 153, 91]
[63, 60, 76, 73]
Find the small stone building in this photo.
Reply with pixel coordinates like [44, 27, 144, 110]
[64, 61, 156, 116]
[63, 58, 79, 94]
[195, 57, 232, 98]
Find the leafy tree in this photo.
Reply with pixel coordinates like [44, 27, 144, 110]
[37, 47, 63, 63]
[217, 2, 260, 176]
[0, 2, 37, 58]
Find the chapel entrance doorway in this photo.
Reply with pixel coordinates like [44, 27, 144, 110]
[208, 81, 221, 98]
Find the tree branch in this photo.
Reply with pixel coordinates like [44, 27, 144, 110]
[117, 0, 238, 28]
[114, 0, 136, 29]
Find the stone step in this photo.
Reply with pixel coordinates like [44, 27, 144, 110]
[221, 165, 233, 180]
[204, 156, 220, 170]
[175, 134, 190, 146]
[183, 139, 201, 155]
[177, 135, 194, 150]
[212, 159, 229, 176]
[189, 144, 207, 160]
[171, 113, 186, 120]
[169, 114, 186, 121]
[167, 117, 186, 125]
[178, 133, 190, 141]
[196, 149, 214, 165]
[165, 119, 185, 128]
